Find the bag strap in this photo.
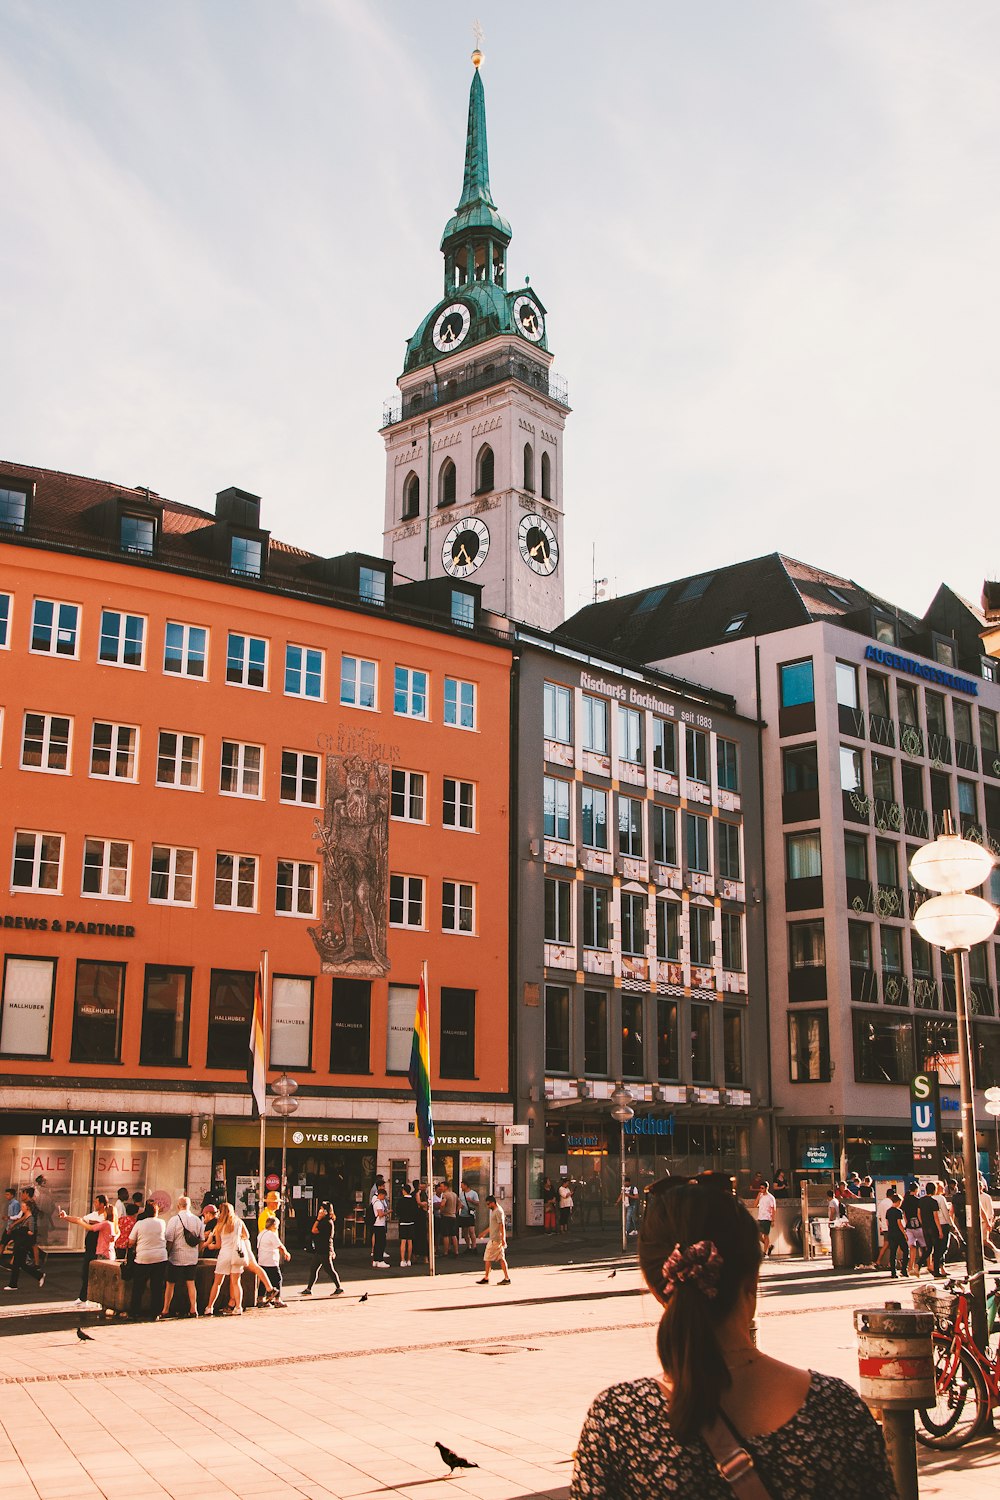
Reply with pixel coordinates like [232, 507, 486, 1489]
[700, 1415, 773, 1500]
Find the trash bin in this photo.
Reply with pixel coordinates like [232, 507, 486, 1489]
[831, 1220, 856, 1270]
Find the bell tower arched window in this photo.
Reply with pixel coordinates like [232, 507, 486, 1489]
[476, 444, 495, 494]
[438, 457, 457, 508]
[540, 450, 552, 500]
[523, 442, 534, 492]
[402, 471, 420, 520]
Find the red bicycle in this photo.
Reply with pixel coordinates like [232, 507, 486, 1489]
[914, 1277, 999, 1448]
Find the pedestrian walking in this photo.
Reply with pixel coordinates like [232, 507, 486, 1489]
[558, 1179, 575, 1234]
[570, 1174, 897, 1499]
[917, 1182, 944, 1277]
[477, 1195, 510, 1285]
[126, 1200, 168, 1320]
[397, 1183, 416, 1267]
[162, 1195, 203, 1318]
[372, 1185, 391, 1267]
[255, 1215, 290, 1306]
[439, 1180, 460, 1257]
[886, 1191, 908, 1278]
[301, 1201, 344, 1295]
[4, 1192, 45, 1293]
[619, 1176, 640, 1238]
[413, 1180, 430, 1264]
[874, 1184, 896, 1270]
[754, 1181, 777, 1258]
[458, 1179, 479, 1252]
[902, 1179, 926, 1277]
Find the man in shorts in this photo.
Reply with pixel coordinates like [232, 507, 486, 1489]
[162, 1194, 203, 1317]
[754, 1180, 777, 1257]
[477, 1195, 510, 1286]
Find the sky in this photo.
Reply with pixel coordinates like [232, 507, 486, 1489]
[1, 1, 998, 622]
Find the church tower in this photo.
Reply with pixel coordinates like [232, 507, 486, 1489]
[381, 50, 569, 630]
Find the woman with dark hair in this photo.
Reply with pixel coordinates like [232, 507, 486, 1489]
[301, 1202, 344, 1296]
[571, 1174, 897, 1498]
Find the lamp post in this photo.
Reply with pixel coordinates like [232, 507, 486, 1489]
[911, 826, 998, 1353]
[610, 1084, 635, 1254]
[270, 1073, 299, 1237]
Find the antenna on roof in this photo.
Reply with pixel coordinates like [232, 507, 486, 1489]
[592, 543, 607, 603]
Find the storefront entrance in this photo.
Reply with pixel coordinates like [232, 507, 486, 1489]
[212, 1121, 377, 1248]
[0, 1111, 190, 1251]
[427, 1127, 495, 1234]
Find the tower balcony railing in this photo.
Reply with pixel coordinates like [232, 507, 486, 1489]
[382, 360, 570, 427]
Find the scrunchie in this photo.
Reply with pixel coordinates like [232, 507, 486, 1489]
[661, 1239, 724, 1299]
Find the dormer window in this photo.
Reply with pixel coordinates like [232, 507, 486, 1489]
[230, 535, 262, 578]
[360, 567, 386, 607]
[934, 637, 956, 668]
[0, 486, 28, 533]
[120, 513, 155, 556]
[873, 613, 896, 646]
[451, 590, 475, 629]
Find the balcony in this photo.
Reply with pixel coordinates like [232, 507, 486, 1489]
[788, 965, 826, 1002]
[882, 972, 909, 1007]
[912, 976, 939, 1009]
[839, 704, 866, 739]
[902, 805, 929, 839]
[843, 789, 871, 825]
[874, 884, 905, 919]
[850, 966, 879, 1003]
[785, 876, 824, 912]
[382, 360, 570, 427]
[871, 797, 903, 833]
[899, 723, 925, 759]
[846, 877, 873, 914]
[869, 714, 896, 748]
[927, 732, 952, 766]
[783, 788, 820, 824]
[956, 739, 979, 773]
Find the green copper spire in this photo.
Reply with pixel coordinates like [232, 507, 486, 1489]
[441, 60, 511, 249]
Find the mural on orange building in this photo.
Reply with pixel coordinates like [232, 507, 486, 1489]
[310, 753, 390, 976]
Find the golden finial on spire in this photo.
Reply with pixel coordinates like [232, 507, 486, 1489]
[472, 19, 484, 68]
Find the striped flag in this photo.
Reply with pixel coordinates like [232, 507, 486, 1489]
[408, 962, 434, 1146]
[248, 957, 266, 1119]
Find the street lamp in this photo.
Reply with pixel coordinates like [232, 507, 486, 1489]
[911, 827, 998, 1352]
[271, 1073, 299, 1236]
[610, 1084, 635, 1254]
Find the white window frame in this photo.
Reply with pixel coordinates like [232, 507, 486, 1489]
[442, 880, 476, 934]
[285, 643, 325, 701]
[0, 592, 11, 650]
[389, 873, 425, 928]
[20, 712, 72, 774]
[30, 598, 79, 659]
[226, 632, 268, 690]
[544, 776, 573, 843]
[90, 722, 138, 782]
[544, 682, 572, 744]
[156, 730, 203, 790]
[81, 837, 131, 900]
[11, 830, 63, 894]
[391, 769, 426, 823]
[341, 655, 378, 710]
[275, 860, 317, 918]
[618, 795, 644, 857]
[280, 749, 321, 806]
[582, 694, 609, 754]
[98, 609, 146, 669]
[149, 845, 196, 906]
[163, 621, 208, 679]
[618, 705, 643, 764]
[220, 740, 264, 799]
[395, 666, 429, 720]
[581, 785, 609, 851]
[214, 852, 259, 911]
[443, 675, 476, 729]
[443, 777, 476, 831]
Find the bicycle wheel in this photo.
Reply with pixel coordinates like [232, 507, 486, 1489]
[916, 1339, 991, 1448]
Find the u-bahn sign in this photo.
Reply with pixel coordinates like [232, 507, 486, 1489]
[911, 1072, 941, 1167]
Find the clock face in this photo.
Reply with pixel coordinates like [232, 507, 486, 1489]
[442, 517, 491, 578]
[513, 294, 545, 343]
[518, 513, 559, 575]
[432, 302, 471, 353]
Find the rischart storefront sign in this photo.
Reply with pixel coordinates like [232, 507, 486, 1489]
[2, 1112, 190, 1139]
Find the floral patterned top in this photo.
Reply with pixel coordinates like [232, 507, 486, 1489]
[571, 1371, 898, 1499]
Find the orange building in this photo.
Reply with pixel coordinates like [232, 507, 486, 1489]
[0, 463, 512, 1244]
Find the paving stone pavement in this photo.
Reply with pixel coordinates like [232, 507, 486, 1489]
[0, 1258, 998, 1497]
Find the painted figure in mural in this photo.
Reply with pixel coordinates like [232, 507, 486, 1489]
[310, 753, 390, 975]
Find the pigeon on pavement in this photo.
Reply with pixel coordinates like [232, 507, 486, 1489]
[607, 1269, 616, 1279]
[436, 1442, 478, 1473]
[359, 1292, 369, 1303]
[76, 1325, 94, 1342]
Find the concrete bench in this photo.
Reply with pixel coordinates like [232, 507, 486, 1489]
[87, 1258, 259, 1317]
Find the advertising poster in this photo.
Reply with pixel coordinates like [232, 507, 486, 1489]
[15, 1138, 76, 1247]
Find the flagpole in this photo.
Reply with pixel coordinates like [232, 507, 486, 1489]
[258, 949, 268, 1228]
[424, 960, 436, 1279]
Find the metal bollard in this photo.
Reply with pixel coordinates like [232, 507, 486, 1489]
[854, 1302, 935, 1500]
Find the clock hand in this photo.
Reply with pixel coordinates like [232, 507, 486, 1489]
[530, 538, 549, 560]
[455, 544, 471, 565]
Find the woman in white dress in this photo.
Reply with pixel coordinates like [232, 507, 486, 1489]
[205, 1201, 276, 1315]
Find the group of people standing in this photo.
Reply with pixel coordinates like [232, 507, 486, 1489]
[874, 1175, 992, 1278]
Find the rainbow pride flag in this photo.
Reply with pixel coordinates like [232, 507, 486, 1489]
[247, 958, 266, 1119]
[408, 962, 434, 1146]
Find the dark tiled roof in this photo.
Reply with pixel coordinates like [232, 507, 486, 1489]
[561, 551, 948, 663]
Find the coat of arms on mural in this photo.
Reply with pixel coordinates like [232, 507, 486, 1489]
[309, 753, 390, 976]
